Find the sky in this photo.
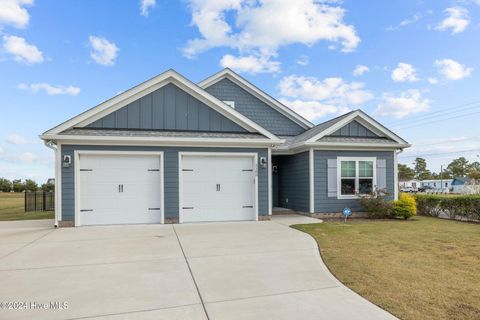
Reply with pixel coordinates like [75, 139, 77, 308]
[0, 0, 479, 183]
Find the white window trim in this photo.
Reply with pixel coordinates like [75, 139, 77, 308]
[337, 157, 376, 200]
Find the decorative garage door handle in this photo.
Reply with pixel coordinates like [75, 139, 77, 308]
[118, 184, 124, 192]
[216, 184, 220, 191]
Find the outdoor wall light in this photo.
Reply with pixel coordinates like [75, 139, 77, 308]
[260, 157, 267, 168]
[63, 155, 71, 168]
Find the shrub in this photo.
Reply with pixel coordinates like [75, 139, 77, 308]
[358, 191, 392, 219]
[415, 194, 443, 217]
[392, 193, 417, 220]
[414, 194, 480, 221]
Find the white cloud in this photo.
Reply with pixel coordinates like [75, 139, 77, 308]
[391, 63, 419, 82]
[435, 58, 473, 81]
[220, 53, 280, 74]
[435, 7, 469, 34]
[140, 0, 155, 16]
[387, 12, 422, 31]
[428, 77, 438, 84]
[18, 82, 80, 95]
[296, 54, 309, 66]
[183, 0, 360, 72]
[353, 64, 369, 76]
[18, 152, 38, 162]
[88, 35, 119, 66]
[278, 75, 372, 122]
[279, 98, 350, 122]
[374, 89, 430, 118]
[6, 133, 36, 145]
[2, 35, 43, 64]
[0, 0, 33, 29]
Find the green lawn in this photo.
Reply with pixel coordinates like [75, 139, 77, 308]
[293, 217, 480, 320]
[0, 192, 54, 221]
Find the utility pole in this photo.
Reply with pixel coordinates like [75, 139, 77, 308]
[440, 165, 443, 192]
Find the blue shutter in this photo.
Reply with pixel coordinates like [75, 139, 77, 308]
[376, 159, 387, 192]
[327, 159, 337, 197]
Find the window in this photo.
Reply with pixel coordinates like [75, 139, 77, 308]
[338, 158, 376, 198]
[223, 100, 235, 109]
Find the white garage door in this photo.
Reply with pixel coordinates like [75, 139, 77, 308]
[180, 154, 257, 223]
[78, 153, 162, 226]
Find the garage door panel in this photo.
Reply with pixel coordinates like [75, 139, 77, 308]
[181, 155, 256, 223]
[79, 154, 162, 226]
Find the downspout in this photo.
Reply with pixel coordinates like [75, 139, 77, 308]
[44, 140, 59, 227]
[395, 148, 404, 201]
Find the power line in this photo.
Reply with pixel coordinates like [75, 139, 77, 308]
[385, 100, 480, 126]
[399, 148, 480, 158]
[393, 110, 480, 130]
[412, 136, 478, 147]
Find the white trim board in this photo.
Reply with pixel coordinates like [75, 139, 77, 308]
[42, 69, 279, 141]
[178, 151, 259, 223]
[73, 150, 165, 227]
[198, 68, 314, 130]
[309, 148, 315, 213]
[41, 134, 284, 146]
[302, 110, 410, 147]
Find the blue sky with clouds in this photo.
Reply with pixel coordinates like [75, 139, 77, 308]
[0, 0, 479, 182]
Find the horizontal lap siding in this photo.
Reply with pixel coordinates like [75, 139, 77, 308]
[61, 145, 268, 223]
[277, 152, 310, 212]
[205, 78, 306, 136]
[314, 150, 394, 213]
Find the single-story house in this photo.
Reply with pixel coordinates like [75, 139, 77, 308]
[451, 177, 471, 193]
[421, 179, 453, 190]
[41, 69, 410, 227]
[399, 179, 420, 190]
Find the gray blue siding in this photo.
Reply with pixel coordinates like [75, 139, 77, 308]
[204, 78, 306, 136]
[314, 150, 394, 213]
[276, 152, 310, 212]
[87, 83, 247, 133]
[60, 145, 268, 223]
[329, 120, 378, 138]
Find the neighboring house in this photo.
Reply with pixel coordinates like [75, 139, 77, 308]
[46, 178, 55, 185]
[451, 177, 471, 193]
[399, 179, 420, 190]
[421, 179, 453, 190]
[41, 69, 410, 227]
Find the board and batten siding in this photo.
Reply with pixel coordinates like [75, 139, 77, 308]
[204, 78, 306, 136]
[86, 83, 247, 133]
[328, 120, 379, 137]
[276, 152, 310, 212]
[314, 150, 395, 213]
[60, 145, 268, 223]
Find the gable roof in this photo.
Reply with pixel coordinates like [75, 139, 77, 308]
[198, 68, 314, 130]
[284, 110, 410, 149]
[41, 69, 280, 141]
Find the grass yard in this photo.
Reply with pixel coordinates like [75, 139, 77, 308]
[293, 217, 480, 320]
[0, 192, 54, 221]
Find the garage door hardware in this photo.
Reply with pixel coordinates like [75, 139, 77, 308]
[216, 184, 221, 191]
[118, 184, 124, 192]
[242, 169, 253, 171]
[242, 205, 253, 208]
[182, 207, 194, 209]
[148, 208, 161, 210]
[80, 169, 93, 171]
[147, 169, 160, 172]
[182, 169, 194, 172]
[80, 209, 93, 212]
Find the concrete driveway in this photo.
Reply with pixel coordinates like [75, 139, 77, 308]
[0, 216, 396, 320]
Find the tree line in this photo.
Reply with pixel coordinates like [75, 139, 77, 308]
[0, 178, 54, 193]
[399, 157, 480, 181]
